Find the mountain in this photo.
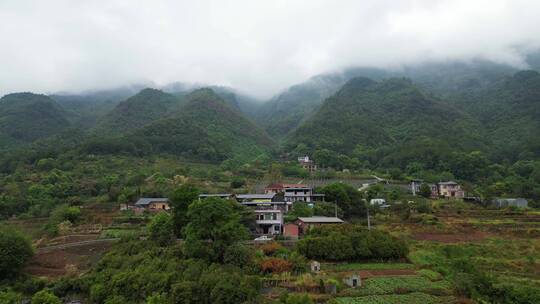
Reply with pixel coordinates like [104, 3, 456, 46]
[126, 88, 274, 162]
[257, 61, 518, 140]
[0, 93, 70, 147]
[285, 77, 484, 168]
[448, 70, 540, 162]
[162, 82, 264, 119]
[93, 88, 185, 135]
[50, 85, 147, 128]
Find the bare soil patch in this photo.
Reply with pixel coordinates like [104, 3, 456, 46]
[26, 241, 113, 279]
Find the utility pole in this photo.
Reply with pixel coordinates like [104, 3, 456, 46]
[366, 202, 371, 230]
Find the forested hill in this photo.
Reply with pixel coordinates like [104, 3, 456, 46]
[125, 88, 274, 162]
[447, 70, 540, 162]
[284, 77, 484, 169]
[256, 68, 388, 139]
[93, 88, 185, 135]
[0, 93, 70, 147]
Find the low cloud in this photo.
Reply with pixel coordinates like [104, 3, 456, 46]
[1, 0, 539, 98]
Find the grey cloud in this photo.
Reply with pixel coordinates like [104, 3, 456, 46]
[1, 0, 539, 98]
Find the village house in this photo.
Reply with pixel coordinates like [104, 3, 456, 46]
[298, 155, 317, 172]
[410, 180, 464, 199]
[241, 201, 288, 235]
[295, 216, 344, 234]
[264, 183, 324, 203]
[437, 181, 465, 199]
[134, 198, 170, 212]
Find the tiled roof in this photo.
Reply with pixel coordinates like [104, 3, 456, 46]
[135, 198, 169, 206]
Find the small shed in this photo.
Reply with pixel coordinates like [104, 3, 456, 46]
[492, 198, 528, 208]
[310, 260, 321, 273]
[343, 273, 361, 288]
[283, 223, 299, 239]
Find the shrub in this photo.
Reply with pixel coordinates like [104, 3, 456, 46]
[279, 293, 313, 304]
[230, 178, 245, 189]
[297, 227, 408, 261]
[0, 290, 23, 304]
[224, 244, 253, 267]
[260, 258, 294, 273]
[31, 290, 61, 304]
[259, 241, 283, 256]
[0, 227, 34, 280]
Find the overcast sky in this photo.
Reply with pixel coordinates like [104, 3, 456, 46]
[1, 0, 540, 99]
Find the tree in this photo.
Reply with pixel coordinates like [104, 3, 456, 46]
[148, 212, 175, 246]
[31, 290, 61, 304]
[321, 183, 365, 218]
[313, 202, 344, 218]
[0, 227, 34, 280]
[419, 183, 432, 198]
[183, 197, 249, 262]
[169, 184, 199, 236]
[285, 202, 313, 221]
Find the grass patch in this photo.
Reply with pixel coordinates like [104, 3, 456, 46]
[325, 263, 415, 271]
[418, 269, 442, 281]
[100, 228, 141, 239]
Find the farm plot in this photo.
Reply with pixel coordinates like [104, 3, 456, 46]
[333, 292, 456, 304]
[339, 276, 453, 297]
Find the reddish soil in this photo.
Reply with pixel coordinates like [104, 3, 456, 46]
[413, 231, 490, 243]
[26, 241, 113, 279]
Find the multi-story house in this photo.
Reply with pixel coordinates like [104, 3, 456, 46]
[264, 183, 324, 203]
[411, 180, 464, 198]
[241, 201, 290, 235]
[298, 155, 317, 172]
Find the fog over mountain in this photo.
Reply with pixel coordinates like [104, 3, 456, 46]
[1, 0, 540, 98]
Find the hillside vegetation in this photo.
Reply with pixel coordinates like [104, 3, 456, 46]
[286, 77, 484, 169]
[93, 88, 185, 135]
[0, 93, 70, 147]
